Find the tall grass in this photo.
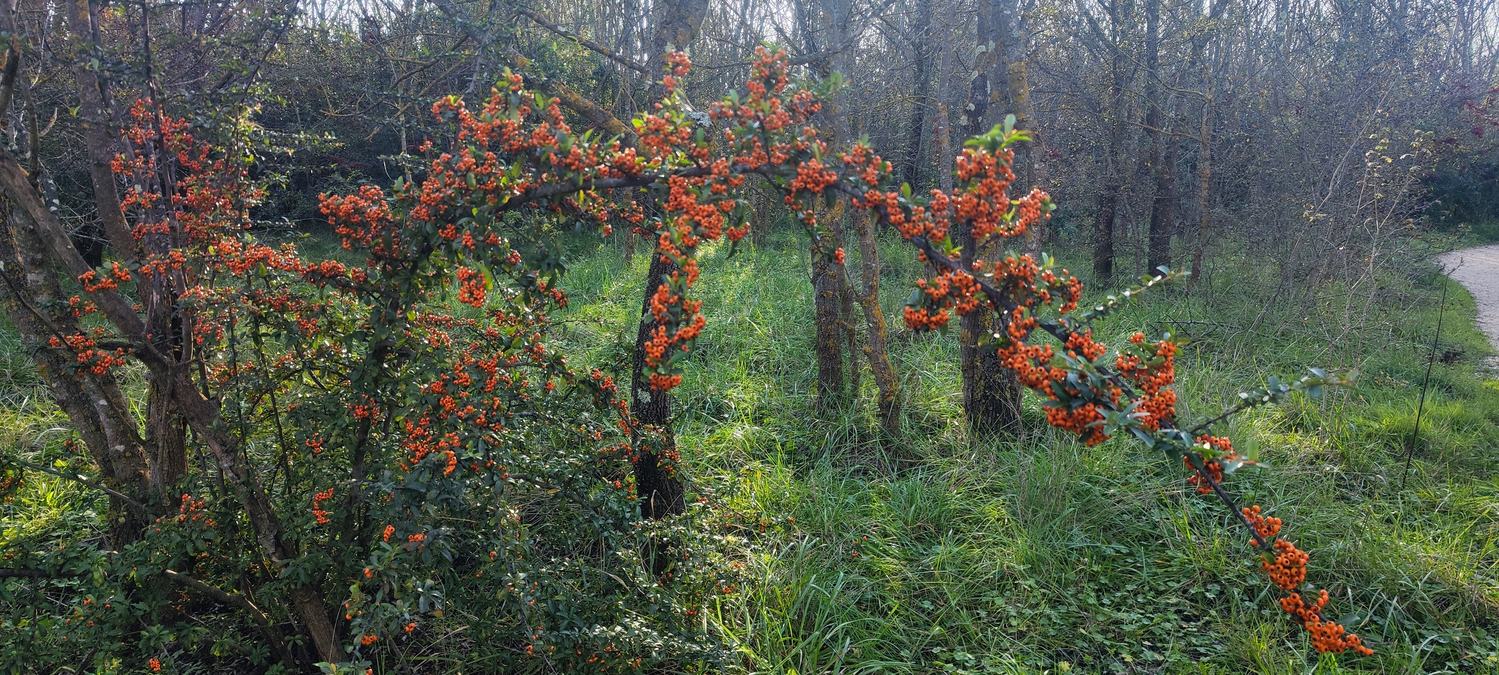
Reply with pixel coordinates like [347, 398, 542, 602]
[548, 229, 1499, 673]
[3, 223, 1496, 672]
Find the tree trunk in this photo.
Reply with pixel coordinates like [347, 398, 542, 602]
[1090, 0, 1129, 284]
[1147, 135, 1177, 272]
[138, 204, 190, 496]
[931, 0, 955, 198]
[804, 0, 859, 410]
[1093, 179, 1120, 282]
[811, 208, 849, 407]
[901, 0, 934, 188]
[1007, 60, 1037, 183]
[68, 0, 189, 497]
[0, 1, 152, 545]
[630, 251, 686, 523]
[1142, 0, 1174, 273]
[626, 0, 706, 528]
[934, 102, 952, 193]
[958, 0, 1024, 437]
[1188, 0, 1224, 285]
[958, 237, 1022, 436]
[64, 0, 134, 260]
[0, 203, 151, 545]
[1190, 93, 1212, 284]
[851, 208, 901, 434]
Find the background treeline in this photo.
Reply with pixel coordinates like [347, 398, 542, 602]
[29, 0, 1495, 292]
[29, 0, 1495, 394]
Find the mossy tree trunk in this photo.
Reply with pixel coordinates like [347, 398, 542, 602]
[958, 0, 1025, 437]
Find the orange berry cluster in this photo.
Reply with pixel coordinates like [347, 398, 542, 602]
[1116, 332, 1178, 431]
[902, 304, 950, 331]
[1186, 434, 1238, 494]
[1281, 591, 1375, 655]
[903, 269, 987, 330]
[712, 46, 810, 143]
[1064, 329, 1108, 361]
[1263, 538, 1310, 591]
[1032, 328, 1119, 445]
[1045, 402, 1108, 446]
[312, 486, 334, 525]
[660, 50, 691, 92]
[635, 167, 741, 390]
[841, 136, 1068, 337]
[1243, 505, 1371, 654]
[998, 309, 1055, 388]
[952, 147, 1017, 241]
[787, 158, 838, 199]
[78, 262, 133, 293]
[320, 184, 401, 257]
[1242, 504, 1282, 543]
[456, 266, 487, 307]
[115, 100, 263, 248]
[173, 493, 215, 528]
[993, 313, 1120, 445]
[47, 332, 129, 376]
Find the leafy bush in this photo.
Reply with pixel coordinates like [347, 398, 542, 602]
[0, 48, 1371, 671]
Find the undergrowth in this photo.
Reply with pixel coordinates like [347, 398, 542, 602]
[4, 227, 1497, 673]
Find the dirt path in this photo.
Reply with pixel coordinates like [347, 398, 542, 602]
[1440, 244, 1499, 367]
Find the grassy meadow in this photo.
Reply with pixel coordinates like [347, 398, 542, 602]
[553, 226, 1499, 673]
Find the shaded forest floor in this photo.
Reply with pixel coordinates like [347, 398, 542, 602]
[4, 227, 1499, 673]
[549, 229, 1499, 673]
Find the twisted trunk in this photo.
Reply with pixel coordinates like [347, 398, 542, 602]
[0, 153, 339, 664]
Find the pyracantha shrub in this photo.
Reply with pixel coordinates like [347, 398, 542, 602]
[4, 94, 740, 672]
[2, 46, 1368, 672]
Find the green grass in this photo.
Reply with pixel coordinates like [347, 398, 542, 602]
[4, 224, 1497, 673]
[0, 317, 102, 551]
[546, 229, 1499, 673]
